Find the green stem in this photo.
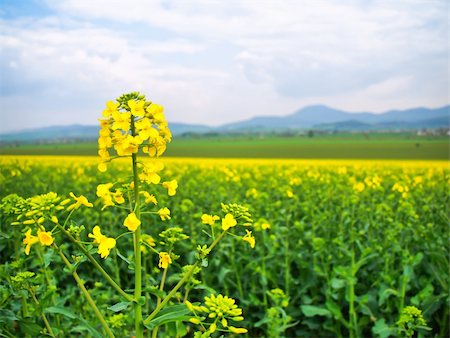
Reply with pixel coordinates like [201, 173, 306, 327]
[144, 262, 199, 326]
[131, 121, 144, 338]
[284, 239, 290, 296]
[348, 249, 357, 338]
[231, 241, 244, 299]
[55, 245, 115, 338]
[35, 247, 60, 327]
[56, 223, 133, 302]
[143, 231, 227, 326]
[152, 267, 168, 338]
[28, 287, 55, 337]
[398, 266, 408, 312]
[113, 248, 122, 288]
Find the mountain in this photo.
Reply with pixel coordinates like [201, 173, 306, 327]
[0, 122, 212, 143]
[222, 105, 449, 131]
[0, 105, 448, 143]
[0, 125, 99, 143]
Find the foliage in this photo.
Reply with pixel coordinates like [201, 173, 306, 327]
[0, 149, 448, 335]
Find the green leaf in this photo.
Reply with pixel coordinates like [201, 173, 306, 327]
[0, 231, 11, 239]
[46, 306, 103, 338]
[325, 300, 343, 320]
[19, 318, 43, 335]
[43, 251, 54, 268]
[71, 322, 104, 338]
[378, 287, 398, 306]
[144, 304, 190, 330]
[116, 251, 131, 265]
[331, 278, 346, 289]
[45, 306, 77, 319]
[107, 301, 130, 312]
[0, 309, 18, 323]
[301, 305, 331, 317]
[372, 319, 395, 338]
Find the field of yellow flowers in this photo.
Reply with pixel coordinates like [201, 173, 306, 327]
[1, 155, 448, 337]
[0, 92, 448, 338]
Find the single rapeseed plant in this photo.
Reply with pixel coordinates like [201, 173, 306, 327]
[9, 92, 255, 338]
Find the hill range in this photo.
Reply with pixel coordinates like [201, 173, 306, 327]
[1, 105, 448, 143]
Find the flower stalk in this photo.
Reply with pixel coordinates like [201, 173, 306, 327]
[131, 116, 144, 338]
[54, 245, 115, 338]
[56, 223, 133, 302]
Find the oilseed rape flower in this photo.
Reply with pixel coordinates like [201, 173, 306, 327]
[97, 93, 171, 170]
[162, 180, 178, 196]
[37, 230, 54, 246]
[111, 111, 131, 131]
[124, 212, 141, 231]
[242, 230, 255, 248]
[392, 183, 409, 198]
[128, 99, 145, 117]
[23, 229, 39, 255]
[364, 175, 382, 189]
[67, 192, 93, 211]
[88, 226, 116, 258]
[186, 294, 247, 334]
[158, 252, 172, 269]
[114, 134, 142, 156]
[353, 182, 365, 193]
[254, 219, 271, 231]
[158, 208, 171, 221]
[98, 238, 117, 259]
[98, 162, 108, 173]
[413, 176, 423, 186]
[201, 214, 220, 226]
[136, 118, 159, 140]
[88, 226, 106, 244]
[113, 190, 125, 204]
[222, 213, 237, 231]
[139, 162, 164, 184]
[141, 191, 158, 205]
[102, 100, 119, 118]
[96, 183, 115, 209]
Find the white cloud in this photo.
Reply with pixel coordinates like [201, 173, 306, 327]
[0, 0, 448, 132]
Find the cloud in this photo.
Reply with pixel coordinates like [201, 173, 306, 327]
[0, 0, 448, 132]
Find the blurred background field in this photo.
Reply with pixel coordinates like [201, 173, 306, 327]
[1, 133, 448, 160]
[1, 156, 448, 337]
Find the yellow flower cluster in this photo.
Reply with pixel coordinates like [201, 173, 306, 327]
[392, 182, 410, 198]
[17, 192, 91, 256]
[353, 182, 365, 193]
[185, 294, 247, 335]
[364, 175, 382, 189]
[96, 183, 125, 209]
[98, 93, 172, 172]
[201, 206, 256, 249]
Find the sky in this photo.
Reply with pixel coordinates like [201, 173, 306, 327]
[0, 0, 448, 133]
